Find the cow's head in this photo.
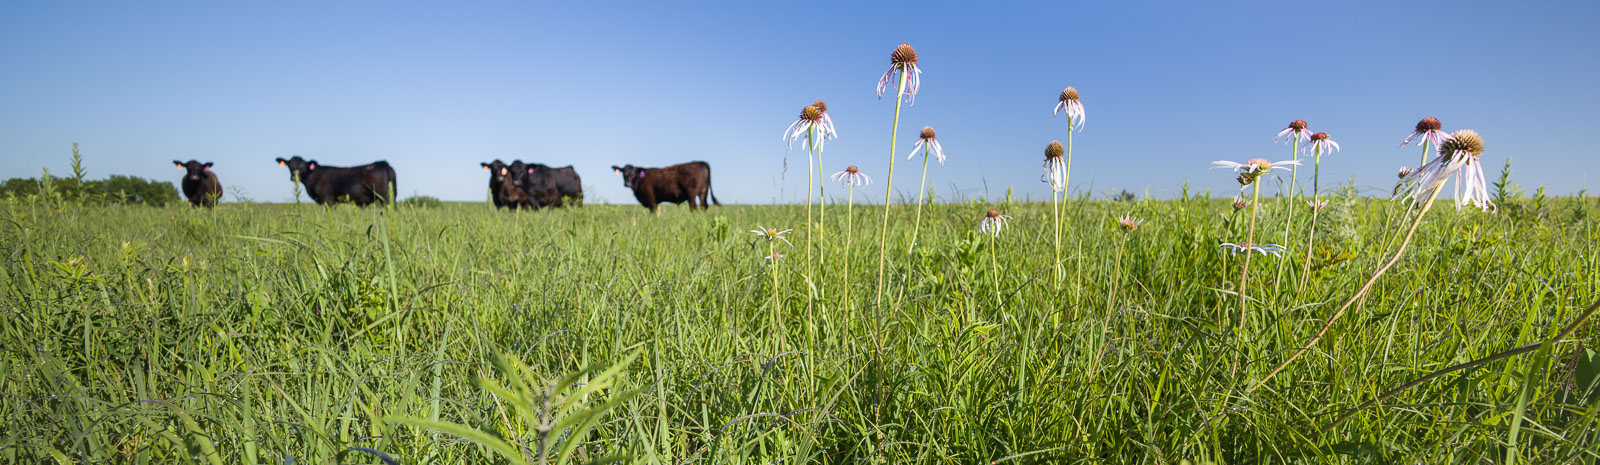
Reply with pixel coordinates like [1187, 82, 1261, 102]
[612, 164, 643, 188]
[503, 160, 530, 189]
[275, 156, 316, 181]
[481, 159, 508, 186]
[173, 159, 213, 182]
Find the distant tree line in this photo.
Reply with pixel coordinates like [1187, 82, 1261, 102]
[1, 143, 180, 206]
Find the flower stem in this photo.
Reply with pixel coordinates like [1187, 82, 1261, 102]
[805, 127, 816, 287]
[873, 69, 909, 312]
[1275, 137, 1301, 292]
[1232, 180, 1262, 377]
[906, 147, 931, 254]
[844, 184, 855, 311]
[1064, 118, 1076, 301]
[988, 232, 1002, 308]
[1298, 146, 1324, 293]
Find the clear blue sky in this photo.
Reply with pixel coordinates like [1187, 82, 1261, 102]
[3, 1, 1595, 204]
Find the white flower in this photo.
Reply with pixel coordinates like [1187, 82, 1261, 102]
[764, 252, 784, 260]
[830, 165, 871, 186]
[1306, 200, 1327, 211]
[782, 103, 837, 152]
[1400, 117, 1449, 148]
[1211, 158, 1301, 175]
[906, 126, 945, 165]
[1395, 129, 1494, 212]
[1043, 141, 1067, 192]
[1275, 120, 1311, 146]
[1307, 132, 1340, 155]
[876, 43, 922, 105]
[1052, 87, 1085, 132]
[750, 226, 794, 247]
[1219, 241, 1289, 257]
[978, 209, 1011, 237]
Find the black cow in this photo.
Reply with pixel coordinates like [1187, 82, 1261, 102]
[610, 161, 719, 213]
[509, 161, 583, 208]
[275, 156, 397, 206]
[172, 160, 222, 207]
[481, 159, 511, 208]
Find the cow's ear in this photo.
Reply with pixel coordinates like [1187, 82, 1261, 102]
[276, 158, 286, 167]
[481, 162, 490, 170]
[611, 166, 621, 173]
[173, 160, 184, 168]
[203, 162, 213, 170]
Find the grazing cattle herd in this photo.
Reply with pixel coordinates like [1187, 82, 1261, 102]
[173, 157, 717, 211]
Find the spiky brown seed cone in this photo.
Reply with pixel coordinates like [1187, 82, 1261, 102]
[920, 126, 936, 140]
[799, 105, 821, 121]
[891, 43, 918, 65]
[1416, 117, 1442, 132]
[1059, 86, 1080, 102]
[986, 208, 1002, 219]
[846, 165, 859, 174]
[1439, 129, 1485, 160]
[812, 99, 828, 114]
[1310, 132, 1329, 141]
[1289, 120, 1308, 131]
[1045, 141, 1065, 159]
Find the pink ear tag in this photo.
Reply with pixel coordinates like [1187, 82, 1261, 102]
[637, 171, 646, 179]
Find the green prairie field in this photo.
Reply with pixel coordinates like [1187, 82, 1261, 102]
[3, 192, 1599, 463]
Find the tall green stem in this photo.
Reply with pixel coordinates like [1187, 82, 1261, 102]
[1275, 137, 1301, 291]
[873, 69, 909, 311]
[1299, 146, 1324, 292]
[1063, 118, 1076, 294]
[805, 127, 815, 281]
[1232, 180, 1263, 376]
[906, 148, 932, 254]
[814, 130, 827, 267]
[844, 184, 855, 311]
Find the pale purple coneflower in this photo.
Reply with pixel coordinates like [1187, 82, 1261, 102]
[1396, 129, 1493, 211]
[978, 209, 1012, 237]
[750, 226, 794, 247]
[1232, 198, 1249, 212]
[1116, 214, 1144, 232]
[831, 165, 871, 186]
[1400, 117, 1449, 148]
[1212, 158, 1301, 186]
[906, 126, 945, 165]
[783, 104, 838, 152]
[1397, 167, 1411, 179]
[1043, 141, 1067, 192]
[765, 252, 785, 260]
[1307, 200, 1327, 211]
[1219, 241, 1289, 257]
[1307, 132, 1339, 155]
[876, 43, 922, 104]
[1275, 120, 1311, 145]
[1052, 87, 1086, 132]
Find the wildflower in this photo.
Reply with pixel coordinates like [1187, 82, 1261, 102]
[1308, 132, 1340, 154]
[978, 209, 1011, 237]
[830, 165, 871, 186]
[1307, 200, 1327, 211]
[1396, 129, 1493, 211]
[1275, 120, 1311, 145]
[906, 126, 946, 164]
[1399, 117, 1449, 148]
[1043, 141, 1067, 191]
[765, 252, 785, 260]
[1397, 167, 1411, 179]
[876, 42, 922, 104]
[1052, 86, 1086, 132]
[1232, 198, 1249, 211]
[1116, 214, 1143, 232]
[782, 104, 837, 152]
[1219, 241, 1289, 257]
[750, 226, 795, 247]
[1212, 158, 1300, 185]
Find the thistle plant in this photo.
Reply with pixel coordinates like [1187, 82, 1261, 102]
[873, 42, 920, 311]
[1254, 129, 1492, 391]
[905, 126, 944, 253]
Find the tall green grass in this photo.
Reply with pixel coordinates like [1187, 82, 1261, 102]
[2, 189, 1597, 463]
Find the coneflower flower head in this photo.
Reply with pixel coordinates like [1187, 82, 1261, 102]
[1043, 141, 1067, 192]
[1307, 200, 1327, 211]
[1400, 116, 1449, 148]
[907, 126, 946, 164]
[830, 165, 872, 186]
[1397, 167, 1411, 178]
[876, 42, 923, 104]
[979, 208, 1012, 237]
[1275, 120, 1312, 145]
[1308, 132, 1340, 154]
[1053, 86, 1086, 132]
[750, 225, 795, 247]
[1232, 198, 1249, 211]
[1219, 241, 1289, 257]
[1116, 214, 1143, 232]
[1212, 158, 1301, 185]
[783, 103, 838, 152]
[1396, 129, 1493, 211]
